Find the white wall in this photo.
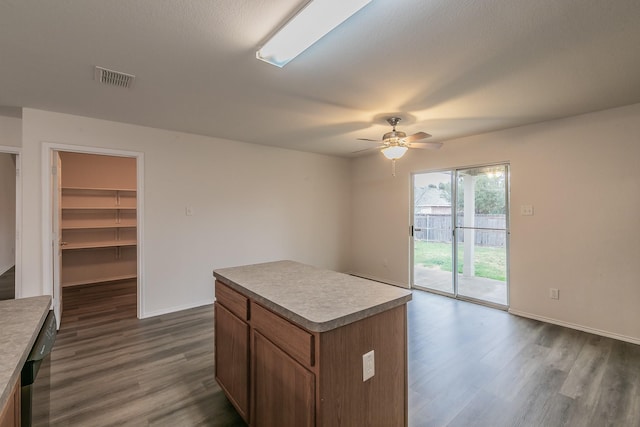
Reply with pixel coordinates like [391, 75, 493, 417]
[0, 115, 22, 148]
[21, 108, 351, 316]
[351, 103, 640, 343]
[0, 154, 16, 275]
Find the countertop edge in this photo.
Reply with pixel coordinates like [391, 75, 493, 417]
[0, 297, 51, 412]
[214, 274, 412, 333]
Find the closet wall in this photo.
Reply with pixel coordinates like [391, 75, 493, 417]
[59, 152, 137, 289]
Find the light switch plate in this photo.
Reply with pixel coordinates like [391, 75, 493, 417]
[520, 205, 534, 216]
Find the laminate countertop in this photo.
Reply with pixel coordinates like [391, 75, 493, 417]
[0, 296, 51, 411]
[213, 260, 412, 332]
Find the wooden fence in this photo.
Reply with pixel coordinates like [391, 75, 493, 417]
[414, 214, 506, 247]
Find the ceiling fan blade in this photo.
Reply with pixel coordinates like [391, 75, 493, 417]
[404, 132, 432, 143]
[352, 146, 382, 154]
[409, 141, 443, 150]
[356, 138, 380, 142]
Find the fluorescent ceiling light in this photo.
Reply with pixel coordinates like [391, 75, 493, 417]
[257, 0, 372, 67]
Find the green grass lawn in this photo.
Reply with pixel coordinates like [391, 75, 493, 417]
[414, 240, 506, 281]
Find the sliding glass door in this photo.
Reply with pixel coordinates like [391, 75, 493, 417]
[454, 165, 509, 306]
[412, 171, 455, 295]
[412, 164, 509, 307]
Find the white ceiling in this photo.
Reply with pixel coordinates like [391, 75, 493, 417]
[1, 0, 640, 157]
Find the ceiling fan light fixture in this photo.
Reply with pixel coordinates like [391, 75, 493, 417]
[256, 0, 372, 67]
[383, 131, 406, 141]
[381, 145, 408, 160]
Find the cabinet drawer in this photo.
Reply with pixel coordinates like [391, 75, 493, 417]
[0, 376, 20, 427]
[215, 281, 248, 320]
[251, 302, 314, 367]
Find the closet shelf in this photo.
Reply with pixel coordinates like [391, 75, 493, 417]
[60, 152, 138, 291]
[62, 224, 136, 230]
[62, 274, 137, 288]
[62, 186, 136, 192]
[62, 206, 136, 210]
[62, 240, 137, 250]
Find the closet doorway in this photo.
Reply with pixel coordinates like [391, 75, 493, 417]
[0, 146, 20, 300]
[44, 145, 144, 324]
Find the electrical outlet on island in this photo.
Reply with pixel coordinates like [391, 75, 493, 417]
[363, 350, 375, 382]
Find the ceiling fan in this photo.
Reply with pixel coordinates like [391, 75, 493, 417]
[354, 117, 442, 176]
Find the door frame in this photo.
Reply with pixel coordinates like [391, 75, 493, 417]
[0, 145, 22, 298]
[410, 162, 510, 309]
[41, 143, 145, 321]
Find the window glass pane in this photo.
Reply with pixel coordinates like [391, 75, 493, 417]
[413, 172, 454, 294]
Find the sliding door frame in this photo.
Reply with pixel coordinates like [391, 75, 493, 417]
[411, 162, 510, 310]
[410, 169, 455, 297]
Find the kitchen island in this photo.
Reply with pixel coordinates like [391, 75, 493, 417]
[213, 260, 412, 427]
[0, 296, 51, 427]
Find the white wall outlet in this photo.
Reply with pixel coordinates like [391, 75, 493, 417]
[550, 288, 559, 300]
[363, 350, 375, 382]
[520, 205, 534, 216]
[185, 206, 194, 216]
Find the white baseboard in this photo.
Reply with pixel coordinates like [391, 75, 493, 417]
[347, 272, 410, 289]
[141, 298, 214, 319]
[508, 308, 640, 346]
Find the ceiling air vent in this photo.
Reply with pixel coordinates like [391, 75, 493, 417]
[94, 66, 135, 89]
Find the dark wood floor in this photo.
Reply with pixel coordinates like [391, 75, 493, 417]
[0, 266, 15, 300]
[44, 282, 640, 426]
[407, 293, 640, 426]
[45, 280, 244, 426]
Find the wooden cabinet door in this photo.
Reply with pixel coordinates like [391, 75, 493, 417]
[214, 302, 249, 422]
[253, 332, 315, 427]
[0, 378, 20, 427]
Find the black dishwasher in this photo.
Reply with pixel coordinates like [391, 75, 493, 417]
[21, 310, 57, 427]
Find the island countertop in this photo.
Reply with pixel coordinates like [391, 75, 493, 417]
[0, 296, 52, 412]
[213, 260, 412, 332]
